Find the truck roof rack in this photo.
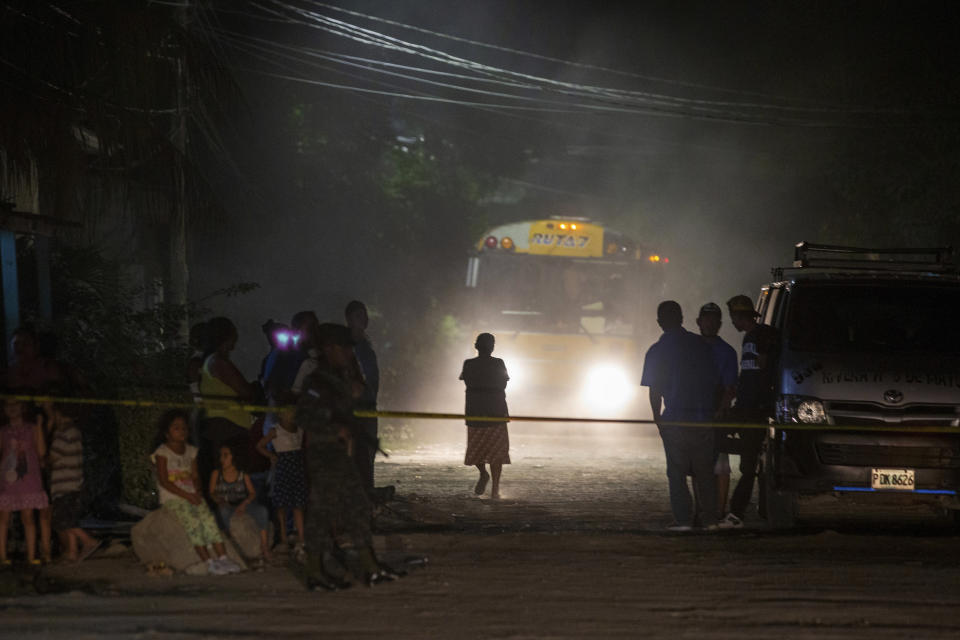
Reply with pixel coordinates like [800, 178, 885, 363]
[771, 242, 957, 280]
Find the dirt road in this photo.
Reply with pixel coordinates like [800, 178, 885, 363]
[5, 427, 960, 638]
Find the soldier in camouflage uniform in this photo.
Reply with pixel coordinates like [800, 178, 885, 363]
[295, 323, 398, 590]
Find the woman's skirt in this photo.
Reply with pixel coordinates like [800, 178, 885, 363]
[272, 450, 307, 508]
[464, 424, 510, 466]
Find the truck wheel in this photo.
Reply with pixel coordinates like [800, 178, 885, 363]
[762, 456, 797, 530]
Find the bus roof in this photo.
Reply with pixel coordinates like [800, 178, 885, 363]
[476, 219, 663, 262]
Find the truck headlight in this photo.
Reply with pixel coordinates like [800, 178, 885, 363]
[778, 395, 828, 424]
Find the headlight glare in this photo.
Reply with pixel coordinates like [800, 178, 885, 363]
[581, 363, 635, 410]
[779, 395, 828, 424]
[502, 356, 524, 391]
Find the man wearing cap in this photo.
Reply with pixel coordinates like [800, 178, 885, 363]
[720, 295, 780, 529]
[641, 301, 721, 531]
[696, 302, 739, 517]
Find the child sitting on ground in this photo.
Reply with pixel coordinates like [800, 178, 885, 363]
[209, 443, 272, 568]
[256, 398, 305, 558]
[43, 393, 101, 562]
[151, 409, 242, 575]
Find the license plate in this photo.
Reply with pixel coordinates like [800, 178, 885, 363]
[871, 468, 915, 491]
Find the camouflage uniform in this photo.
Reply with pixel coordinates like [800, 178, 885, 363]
[296, 364, 377, 579]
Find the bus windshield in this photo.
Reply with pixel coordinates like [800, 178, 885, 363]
[474, 253, 643, 335]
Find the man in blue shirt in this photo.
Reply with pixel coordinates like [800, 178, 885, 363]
[696, 302, 738, 518]
[641, 301, 720, 531]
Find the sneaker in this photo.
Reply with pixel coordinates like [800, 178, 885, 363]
[702, 524, 720, 532]
[666, 523, 693, 532]
[207, 558, 230, 575]
[218, 556, 243, 574]
[293, 543, 307, 564]
[717, 513, 744, 529]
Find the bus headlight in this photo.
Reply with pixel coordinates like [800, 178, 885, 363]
[582, 363, 635, 410]
[504, 359, 524, 391]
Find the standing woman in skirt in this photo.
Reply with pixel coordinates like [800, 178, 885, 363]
[460, 333, 510, 499]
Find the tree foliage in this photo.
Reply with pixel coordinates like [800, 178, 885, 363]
[28, 243, 258, 508]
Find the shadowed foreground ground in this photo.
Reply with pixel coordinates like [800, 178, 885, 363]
[4, 428, 960, 638]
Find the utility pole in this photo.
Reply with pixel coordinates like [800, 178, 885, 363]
[170, 0, 190, 339]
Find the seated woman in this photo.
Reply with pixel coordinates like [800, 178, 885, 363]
[209, 442, 272, 568]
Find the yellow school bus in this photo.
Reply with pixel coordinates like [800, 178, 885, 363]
[464, 218, 668, 418]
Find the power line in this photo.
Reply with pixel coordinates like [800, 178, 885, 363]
[239, 34, 542, 91]
[265, 0, 939, 118]
[223, 29, 779, 126]
[235, 45, 785, 160]
[223, 33, 775, 125]
[304, 0, 831, 105]
[220, 27, 747, 119]
[237, 66, 589, 114]
[219, 30, 567, 105]
[217, 19, 923, 129]
[206, 2, 960, 129]
[213, 28, 814, 157]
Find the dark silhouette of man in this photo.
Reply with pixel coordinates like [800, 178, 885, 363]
[345, 301, 380, 492]
[696, 302, 738, 517]
[719, 295, 780, 529]
[641, 301, 720, 531]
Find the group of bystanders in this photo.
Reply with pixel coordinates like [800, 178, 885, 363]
[0, 328, 100, 566]
[161, 300, 397, 588]
[642, 296, 779, 532]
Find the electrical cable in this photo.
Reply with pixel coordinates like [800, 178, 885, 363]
[302, 0, 842, 105]
[223, 30, 763, 125]
[219, 27, 775, 121]
[238, 66, 594, 114]
[217, 23, 930, 128]
[256, 0, 945, 120]
[219, 30, 572, 106]
[220, 28, 541, 90]
[218, 24, 791, 124]
[214, 27, 800, 157]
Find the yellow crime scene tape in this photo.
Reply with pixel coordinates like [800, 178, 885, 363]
[2, 393, 959, 434]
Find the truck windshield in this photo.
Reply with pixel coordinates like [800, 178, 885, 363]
[787, 284, 960, 355]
